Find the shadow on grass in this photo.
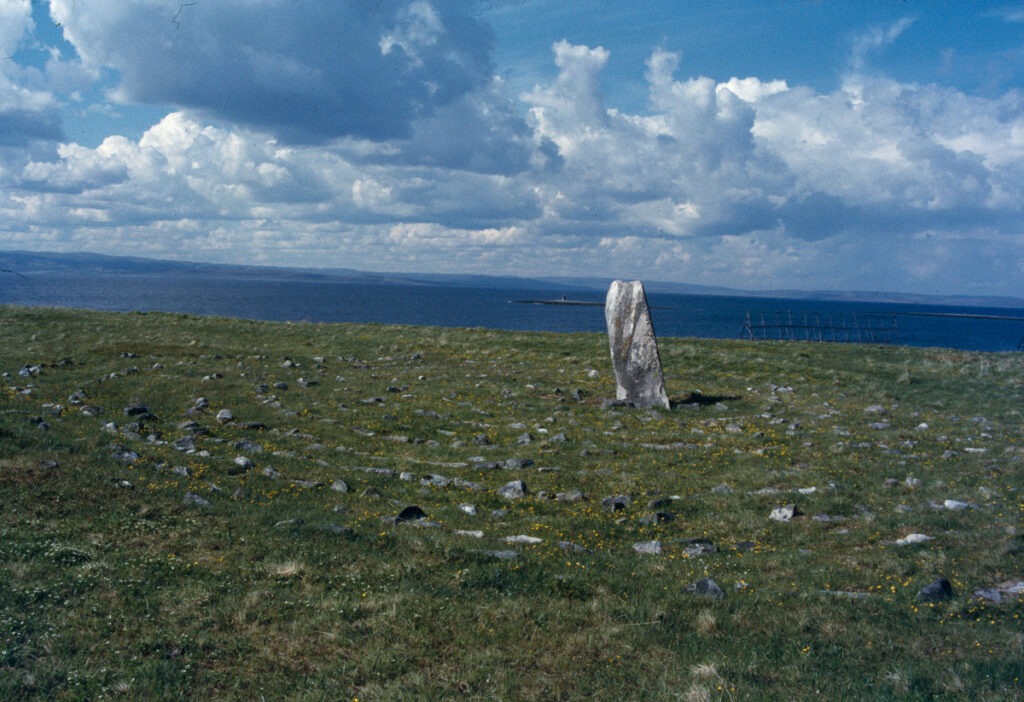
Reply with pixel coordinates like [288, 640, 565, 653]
[671, 391, 741, 408]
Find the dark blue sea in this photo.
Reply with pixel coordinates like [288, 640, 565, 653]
[2, 271, 1023, 352]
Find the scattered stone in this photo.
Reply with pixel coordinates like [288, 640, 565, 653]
[632, 540, 662, 555]
[710, 484, 733, 495]
[172, 437, 196, 452]
[821, 590, 871, 600]
[916, 578, 953, 602]
[112, 478, 134, 489]
[38, 459, 59, 470]
[234, 439, 263, 454]
[504, 457, 535, 470]
[895, 533, 932, 546]
[123, 403, 150, 417]
[291, 479, 324, 489]
[556, 489, 586, 503]
[639, 512, 675, 525]
[478, 550, 519, 561]
[360, 486, 381, 498]
[943, 499, 971, 510]
[505, 534, 543, 544]
[183, 492, 211, 508]
[680, 539, 717, 557]
[604, 280, 670, 410]
[498, 480, 528, 500]
[396, 505, 427, 522]
[216, 409, 234, 423]
[769, 504, 800, 522]
[275, 518, 305, 528]
[320, 524, 354, 536]
[516, 433, 533, 445]
[602, 495, 631, 512]
[331, 479, 350, 493]
[685, 577, 726, 600]
[970, 581, 1024, 605]
[489, 508, 509, 520]
[262, 466, 282, 479]
[904, 476, 922, 489]
[883, 478, 900, 488]
[230, 456, 254, 475]
[558, 541, 593, 554]
[112, 448, 139, 464]
[454, 530, 484, 538]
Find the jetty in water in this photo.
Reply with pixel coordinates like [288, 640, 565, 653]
[512, 296, 605, 307]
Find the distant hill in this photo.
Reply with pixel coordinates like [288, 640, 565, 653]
[1, 250, 1021, 309]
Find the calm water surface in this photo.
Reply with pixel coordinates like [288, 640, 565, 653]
[2, 272, 1022, 352]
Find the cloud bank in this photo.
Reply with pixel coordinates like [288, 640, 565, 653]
[1, 2, 1022, 296]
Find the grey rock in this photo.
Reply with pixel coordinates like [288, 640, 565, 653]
[498, 480, 528, 500]
[458, 503, 478, 516]
[685, 577, 726, 599]
[639, 512, 675, 525]
[172, 437, 196, 452]
[710, 484, 733, 495]
[112, 448, 139, 464]
[183, 492, 211, 508]
[275, 518, 305, 528]
[262, 466, 282, 479]
[216, 409, 234, 423]
[602, 495, 631, 512]
[504, 457, 535, 470]
[604, 280, 670, 410]
[330, 479, 350, 493]
[516, 433, 533, 445]
[556, 489, 586, 503]
[234, 439, 263, 453]
[680, 539, 717, 557]
[320, 524, 354, 536]
[632, 540, 662, 555]
[230, 456, 254, 474]
[558, 541, 594, 554]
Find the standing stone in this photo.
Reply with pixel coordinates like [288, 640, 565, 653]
[605, 280, 670, 409]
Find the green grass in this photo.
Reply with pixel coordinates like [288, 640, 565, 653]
[1, 305, 1022, 701]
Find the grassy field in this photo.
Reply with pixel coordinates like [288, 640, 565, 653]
[1, 305, 1022, 701]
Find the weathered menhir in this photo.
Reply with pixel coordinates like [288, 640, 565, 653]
[604, 280, 670, 409]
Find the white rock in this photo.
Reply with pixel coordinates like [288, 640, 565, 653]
[504, 534, 543, 544]
[895, 533, 932, 546]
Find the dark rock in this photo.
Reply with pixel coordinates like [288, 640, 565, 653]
[123, 403, 150, 417]
[397, 505, 428, 522]
[172, 437, 196, 452]
[601, 495, 631, 512]
[917, 578, 953, 602]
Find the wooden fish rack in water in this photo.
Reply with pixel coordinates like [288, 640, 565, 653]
[740, 311, 899, 344]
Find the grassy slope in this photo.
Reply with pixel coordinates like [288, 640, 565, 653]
[0, 306, 1022, 701]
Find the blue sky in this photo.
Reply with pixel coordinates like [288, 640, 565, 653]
[2, 1, 1023, 297]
